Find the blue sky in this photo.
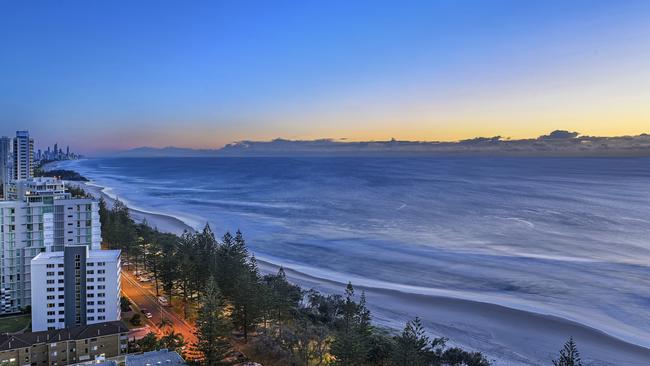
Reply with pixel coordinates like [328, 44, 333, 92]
[1, 0, 649, 153]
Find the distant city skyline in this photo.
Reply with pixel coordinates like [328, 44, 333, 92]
[1, 1, 649, 154]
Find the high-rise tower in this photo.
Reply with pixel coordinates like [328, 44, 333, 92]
[13, 131, 34, 180]
[0, 137, 11, 198]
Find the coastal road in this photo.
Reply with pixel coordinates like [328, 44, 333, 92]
[121, 272, 198, 357]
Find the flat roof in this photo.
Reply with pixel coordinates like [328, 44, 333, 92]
[126, 350, 186, 366]
[32, 249, 121, 262]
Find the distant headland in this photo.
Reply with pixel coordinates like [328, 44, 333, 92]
[109, 130, 650, 158]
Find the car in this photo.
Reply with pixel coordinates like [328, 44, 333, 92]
[133, 270, 142, 276]
[158, 296, 169, 306]
[140, 308, 153, 319]
[138, 276, 151, 282]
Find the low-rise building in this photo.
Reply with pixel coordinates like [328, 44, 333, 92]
[126, 350, 186, 366]
[31, 247, 121, 331]
[0, 321, 128, 366]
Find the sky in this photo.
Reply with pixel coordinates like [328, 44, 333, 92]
[1, 0, 649, 154]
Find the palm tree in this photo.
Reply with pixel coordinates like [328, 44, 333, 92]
[160, 330, 186, 352]
[159, 317, 173, 330]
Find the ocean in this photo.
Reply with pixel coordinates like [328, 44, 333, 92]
[54, 156, 650, 364]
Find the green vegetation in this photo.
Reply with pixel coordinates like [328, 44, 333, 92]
[135, 331, 186, 353]
[121, 296, 132, 312]
[194, 277, 232, 365]
[66, 184, 93, 198]
[130, 313, 142, 326]
[553, 337, 582, 366]
[34, 168, 88, 181]
[0, 314, 31, 333]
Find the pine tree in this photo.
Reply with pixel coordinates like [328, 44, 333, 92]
[194, 277, 232, 366]
[98, 198, 111, 246]
[553, 337, 582, 366]
[231, 253, 263, 342]
[330, 283, 372, 366]
[215, 231, 249, 299]
[263, 267, 302, 337]
[391, 317, 434, 366]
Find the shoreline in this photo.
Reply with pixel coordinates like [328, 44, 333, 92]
[50, 161, 650, 365]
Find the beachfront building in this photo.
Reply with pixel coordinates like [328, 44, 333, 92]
[31, 246, 121, 331]
[0, 321, 128, 366]
[0, 136, 11, 199]
[13, 130, 34, 180]
[0, 177, 101, 314]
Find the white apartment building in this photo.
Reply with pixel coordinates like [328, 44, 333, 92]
[31, 246, 121, 331]
[13, 130, 33, 180]
[0, 178, 101, 314]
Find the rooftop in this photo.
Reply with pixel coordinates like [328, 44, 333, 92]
[32, 248, 121, 262]
[0, 321, 128, 351]
[126, 350, 186, 366]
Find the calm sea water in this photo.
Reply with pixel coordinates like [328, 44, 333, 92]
[57, 157, 650, 348]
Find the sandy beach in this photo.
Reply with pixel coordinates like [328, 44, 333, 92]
[62, 177, 650, 366]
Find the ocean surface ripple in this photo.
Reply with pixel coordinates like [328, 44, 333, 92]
[56, 156, 650, 358]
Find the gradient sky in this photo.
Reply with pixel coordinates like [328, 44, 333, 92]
[1, 0, 649, 154]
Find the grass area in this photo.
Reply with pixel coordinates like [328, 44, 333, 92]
[122, 310, 143, 330]
[0, 315, 31, 333]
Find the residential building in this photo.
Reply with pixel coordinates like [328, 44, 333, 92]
[0, 178, 101, 314]
[31, 246, 121, 331]
[0, 137, 11, 199]
[0, 321, 128, 366]
[126, 350, 187, 366]
[13, 131, 34, 180]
